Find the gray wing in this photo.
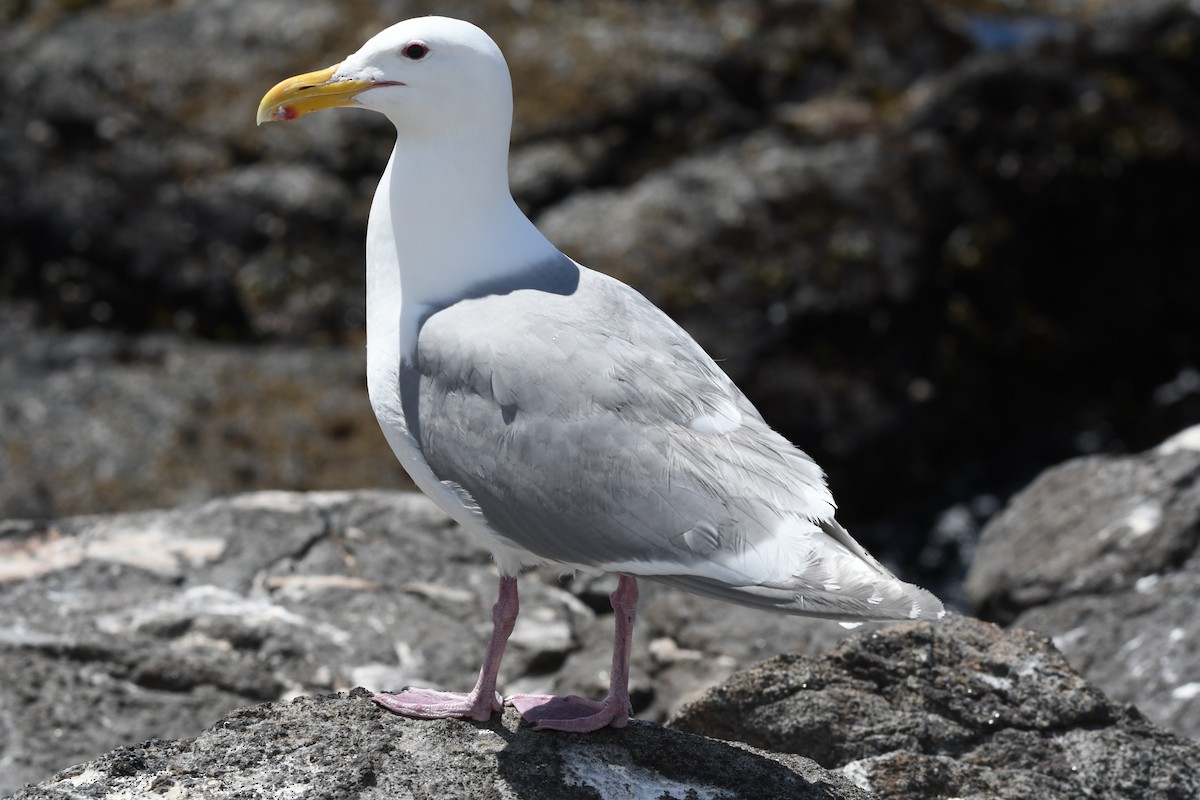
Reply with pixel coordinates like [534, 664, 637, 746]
[409, 265, 941, 622]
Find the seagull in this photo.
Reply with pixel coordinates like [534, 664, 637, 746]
[257, 15, 943, 734]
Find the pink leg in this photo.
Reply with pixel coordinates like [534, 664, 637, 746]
[374, 575, 518, 722]
[507, 574, 639, 732]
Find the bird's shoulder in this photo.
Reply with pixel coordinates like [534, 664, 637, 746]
[415, 265, 760, 428]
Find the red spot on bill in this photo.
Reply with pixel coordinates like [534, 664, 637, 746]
[275, 105, 298, 121]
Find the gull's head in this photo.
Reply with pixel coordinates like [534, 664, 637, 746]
[257, 16, 511, 135]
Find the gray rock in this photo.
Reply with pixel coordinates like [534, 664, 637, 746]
[965, 425, 1200, 620]
[0, 326, 409, 520]
[671, 614, 1200, 800]
[965, 424, 1200, 740]
[8, 696, 873, 800]
[7, 483, 1197, 796]
[0, 490, 869, 794]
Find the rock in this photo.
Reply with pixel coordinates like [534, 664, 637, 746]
[17, 614, 1196, 800]
[0, 324, 409, 520]
[8, 695, 873, 800]
[0, 490, 870, 794]
[671, 614, 1200, 799]
[965, 425, 1200, 621]
[965, 424, 1200, 740]
[8, 488, 1198, 796]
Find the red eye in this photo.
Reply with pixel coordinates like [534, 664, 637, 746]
[402, 41, 429, 60]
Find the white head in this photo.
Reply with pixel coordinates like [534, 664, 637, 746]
[258, 16, 513, 143]
[258, 16, 559, 308]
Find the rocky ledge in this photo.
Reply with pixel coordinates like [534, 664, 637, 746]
[9, 697, 870, 800]
[5, 425, 1200, 796]
[7, 422, 1200, 796]
[0, 489, 874, 795]
[966, 424, 1200, 741]
[9, 616, 1200, 800]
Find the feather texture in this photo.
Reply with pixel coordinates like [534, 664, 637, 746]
[402, 260, 941, 622]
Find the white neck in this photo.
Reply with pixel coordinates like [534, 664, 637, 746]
[365, 128, 558, 368]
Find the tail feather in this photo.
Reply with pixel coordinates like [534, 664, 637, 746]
[651, 515, 945, 622]
[653, 571, 944, 622]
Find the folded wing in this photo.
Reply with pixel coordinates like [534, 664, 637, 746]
[409, 265, 942, 622]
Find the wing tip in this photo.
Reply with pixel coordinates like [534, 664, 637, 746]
[651, 572, 947, 623]
[905, 585, 947, 621]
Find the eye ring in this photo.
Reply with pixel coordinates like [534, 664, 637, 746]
[402, 41, 429, 60]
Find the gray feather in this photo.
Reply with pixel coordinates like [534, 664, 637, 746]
[403, 262, 942, 622]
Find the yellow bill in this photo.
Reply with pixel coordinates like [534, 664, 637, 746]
[256, 65, 376, 125]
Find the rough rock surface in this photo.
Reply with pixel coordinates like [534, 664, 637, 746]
[965, 424, 1200, 741]
[0, 322, 409, 520]
[9, 696, 872, 800]
[671, 614, 1200, 800]
[12, 614, 1199, 800]
[0, 490, 871, 795]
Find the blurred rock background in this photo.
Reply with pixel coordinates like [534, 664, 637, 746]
[3, 0, 1200, 603]
[5, 1, 1200, 794]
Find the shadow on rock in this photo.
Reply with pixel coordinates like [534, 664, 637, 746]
[491, 712, 861, 800]
[11, 692, 872, 800]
